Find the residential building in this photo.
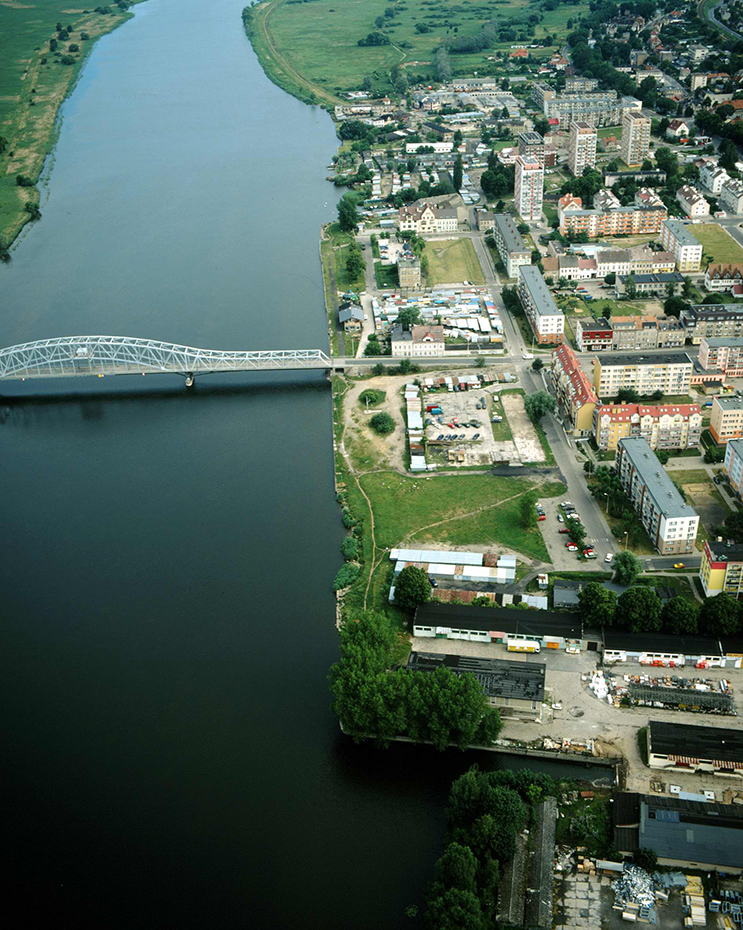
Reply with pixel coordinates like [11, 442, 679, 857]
[514, 156, 544, 222]
[517, 130, 545, 166]
[616, 437, 699, 554]
[596, 248, 631, 278]
[593, 402, 702, 452]
[531, 83, 555, 108]
[568, 120, 597, 177]
[721, 178, 743, 214]
[593, 352, 693, 399]
[576, 317, 613, 352]
[700, 539, 743, 598]
[556, 255, 596, 280]
[593, 189, 621, 211]
[543, 91, 640, 128]
[397, 255, 421, 289]
[610, 315, 685, 350]
[550, 344, 599, 436]
[699, 162, 730, 194]
[620, 110, 651, 167]
[710, 396, 743, 443]
[646, 720, 743, 777]
[628, 247, 675, 275]
[615, 271, 684, 297]
[564, 76, 598, 92]
[633, 187, 664, 209]
[406, 652, 545, 720]
[705, 263, 743, 292]
[699, 337, 743, 375]
[559, 202, 666, 238]
[665, 118, 689, 138]
[390, 324, 445, 357]
[475, 209, 495, 233]
[676, 185, 710, 217]
[660, 218, 703, 272]
[604, 169, 666, 186]
[491, 214, 530, 278]
[680, 303, 743, 343]
[398, 200, 457, 234]
[338, 302, 364, 332]
[613, 791, 743, 874]
[725, 438, 743, 494]
[518, 265, 564, 345]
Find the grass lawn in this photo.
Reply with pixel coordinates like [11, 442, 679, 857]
[560, 296, 649, 319]
[375, 262, 398, 289]
[323, 222, 366, 294]
[0, 2, 142, 246]
[694, 223, 743, 265]
[490, 396, 513, 441]
[543, 204, 558, 226]
[425, 238, 485, 286]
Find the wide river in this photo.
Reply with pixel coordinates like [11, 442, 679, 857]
[0, 1, 610, 926]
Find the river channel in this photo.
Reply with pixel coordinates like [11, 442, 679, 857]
[0, 2, 611, 926]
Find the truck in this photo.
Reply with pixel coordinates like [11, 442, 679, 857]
[426, 405, 443, 414]
[507, 639, 540, 654]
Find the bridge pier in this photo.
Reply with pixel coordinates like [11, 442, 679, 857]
[185, 372, 195, 388]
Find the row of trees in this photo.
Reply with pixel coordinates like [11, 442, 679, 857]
[329, 612, 503, 750]
[578, 580, 743, 636]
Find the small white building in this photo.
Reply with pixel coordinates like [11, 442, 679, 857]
[676, 185, 710, 218]
[699, 163, 730, 194]
[390, 324, 445, 357]
[721, 178, 743, 215]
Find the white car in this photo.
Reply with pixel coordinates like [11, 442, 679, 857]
[522, 352, 534, 360]
[604, 553, 614, 563]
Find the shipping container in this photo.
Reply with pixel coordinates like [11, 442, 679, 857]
[507, 640, 540, 654]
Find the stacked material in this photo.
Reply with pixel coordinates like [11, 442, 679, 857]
[589, 669, 612, 703]
[613, 865, 656, 923]
[684, 876, 706, 927]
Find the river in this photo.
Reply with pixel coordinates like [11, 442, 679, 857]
[0, 2, 610, 926]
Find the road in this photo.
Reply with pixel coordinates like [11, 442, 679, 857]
[700, 0, 743, 42]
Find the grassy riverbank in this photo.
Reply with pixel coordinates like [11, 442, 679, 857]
[0, 1, 146, 250]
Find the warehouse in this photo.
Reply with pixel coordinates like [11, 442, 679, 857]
[602, 630, 724, 668]
[613, 792, 743, 873]
[647, 720, 743, 777]
[406, 651, 546, 720]
[413, 603, 584, 651]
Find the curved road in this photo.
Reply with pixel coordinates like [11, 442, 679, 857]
[700, 0, 743, 42]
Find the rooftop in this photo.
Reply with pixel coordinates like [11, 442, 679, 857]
[704, 337, 743, 348]
[618, 437, 699, 520]
[552, 344, 600, 408]
[662, 217, 701, 247]
[493, 214, 528, 255]
[714, 396, 743, 410]
[597, 351, 692, 368]
[518, 131, 544, 146]
[414, 603, 583, 639]
[649, 719, 743, 763]
[519, 265, 562, 319]
[406, 652, 546, 701]
[685, 304, 743, 320]
[603, 629, 722, 655]
[617, 272, 685, 284]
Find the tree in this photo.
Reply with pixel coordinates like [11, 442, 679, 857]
[395, 565, 431, 610]
[397, 306, 421, 330]
[613, 550, 641, 586]
[661, 597, 699, 635]
[624, 275, 637, 300]
[605, 272, 616, 285]
[655, 449, 670, 465]
[519, 493, 535, 529]
[720, 138, 739, 172]
[433, 843, 478, 894]
[364, 334, 382, 357]
[426, 887, 486, 930]
[370, 412, 395, 435]
[453, 154, 463, 191]
[578, 582, 617, 627]
[523, 391, 555, 422]
[663, 296, 689, 319]
[346, 249, 364, 279]
[568, 521, 587, 549]
[337, 195, 359, 232]
[617, 587, 662, 633]
[531, 358, 544, 372]
[723, 511, 743, 544]
[634, 848, 658, 872]
[616, 387, 640, 404]
[699, 593, 741, 635]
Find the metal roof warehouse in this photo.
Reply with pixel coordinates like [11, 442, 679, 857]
[648, 720, 743, 770]
[602, 629, 728, 667]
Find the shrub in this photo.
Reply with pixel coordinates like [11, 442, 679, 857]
[359, 389, 385, 407]
[61, 55, 75, 65]
[370, 412, 395, 435]
[341, 508, 356, 529]
[333, 563, 361, 591]
[16, 175, 33, 187]
[341, 537, 359, 561]
[634, 848, 657, 872]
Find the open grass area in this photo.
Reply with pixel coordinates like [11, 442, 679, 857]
[248, 0, 592, 102]
[694, 223, 743, 265]
[375, 262, 398, 289]
[560, 296, 650, 320]
[0, 2, 142, 247]
[425, 237, 485, 286]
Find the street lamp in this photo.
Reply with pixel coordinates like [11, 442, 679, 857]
[624, 530, 629, 551]
[604, 492, 609, 515]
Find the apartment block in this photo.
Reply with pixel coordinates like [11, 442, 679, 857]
[611, 315, 686, 350]
[705, 263, 743, 293]
[514, 156, 544, 223]
[568, 121, 597, 177]
[699, 337, 743, 376]
[550, 344, 599, 436]
[398, 200, 457, 234]
[676, 185, 710, 217]
[700, 540, 743, 598]
[615, 272, 684, 297]
[725, 438, 743, 495]
[710, 396, 743, 444]
[660, 219, 703, 272]
[397, 256, 421, 288]
[518, 265, 564, 345]
[620, 110, 651, 167]
[720, 178, 743, 214]
[593, 403, 702, 452]
[565, 76, 599, 92]
[616, 438, 699, 555]
[699, 163, 730, 194]
[517, 131, 545, 166]
[559, 201, 666, 238]
[576, 317, 613, 352]
[593, 352, 693, 399]
[680, 304, 743, 344]
[628, 247, 675, 275]
[491, 214, 530, 278]
[544, 91, 640, 128]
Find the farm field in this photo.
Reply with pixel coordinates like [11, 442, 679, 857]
[694, 222, 743, 265]
[425, 237, 485, 285]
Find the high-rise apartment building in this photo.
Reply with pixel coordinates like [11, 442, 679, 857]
[568, 121, 597, 177]
[517, 131, 545, 166]
[514, 156, 544, 223]
[621, 110, 651, 167]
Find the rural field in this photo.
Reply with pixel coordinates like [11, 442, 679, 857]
[251, 0, 592, 102]
[0, 1, 140, 245]
[694, 222, 743, 265]
[425, 237, 485, 285]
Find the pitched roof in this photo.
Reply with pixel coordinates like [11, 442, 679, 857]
[552, 344, 599, 408]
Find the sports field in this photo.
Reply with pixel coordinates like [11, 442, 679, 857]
[693, 223, 743, 265]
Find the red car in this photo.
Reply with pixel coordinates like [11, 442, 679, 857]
[558, 528, 569, 534]
[538, 514, 546, 521]
[565, 542, 578, 551]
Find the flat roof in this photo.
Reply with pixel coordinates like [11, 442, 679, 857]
[603, 629, 721, 655]
[407, 651, 546, 701]
[493, 214, 527, 255]
[649, 720, 743, 763]
[705, 337, 743, 347]
[518, 131, 544, 145]
[714, 396, 743, 410]
[414, 603, 582, 639]
[617, 272, 684, 284]
[618, 437, 699, 520]
[662, 217, 701, 247]
[685, 304, 743, 320]
[519, 265, 562, 319]
[598, 351, 692, 368]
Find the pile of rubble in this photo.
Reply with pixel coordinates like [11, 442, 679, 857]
[612, 864, 656, 923]
[588, 668, 735, 715]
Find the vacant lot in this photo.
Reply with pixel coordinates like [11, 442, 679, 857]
[425, 237, 485, 286]
[694, 222, 743, 265]
[671, 468, 730, 544]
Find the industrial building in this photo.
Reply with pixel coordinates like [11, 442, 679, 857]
[602, 630, 727, 668]
[518, 265, 564, 345]
[647, 720, 743, 777]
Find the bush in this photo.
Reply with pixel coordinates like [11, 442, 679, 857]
[370, 412, 395, 435]
[15, 175, 33, 187]
[333, 563, 361, 591]
[341, 537, 360, 561]
[359, 389, 385, 407]
[341, 508, 356, 529]
[61, 55, 75, 65]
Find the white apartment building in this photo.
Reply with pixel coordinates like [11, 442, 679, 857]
[660, 218, 703, 272]
[514, 155, 544, 223]
[391, 324, 445, 357]
[518, 265, 564, 345]
[616, 438, 699, 555]
[491, 214, 530, 278]
[699, 163, 730, 194]
[620, 110, 651, 167]
[596, 249, 631, 277]
[593, 352, 693, 399]
[721, 178, 743, 215]
[568, 120, 597, 177]
[676, 185, 710, 218]
[398, 200, 458, 234]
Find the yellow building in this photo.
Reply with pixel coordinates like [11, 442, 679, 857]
[700, 540, 743, 598]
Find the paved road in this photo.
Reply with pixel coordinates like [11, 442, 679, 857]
[700, 0, 743, 42]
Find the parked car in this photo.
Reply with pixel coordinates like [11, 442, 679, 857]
[673, 562, 685, 569]
[557, 514, 564, 523]
[538, 514, 546, 521]
[604, 553, 613, 563]
[558, 528, 569, 534]
[473, 433, 480, 440]
[429, 577, 438, 587]
[437, 434, 444, 441]
[565, 543, 578, 551]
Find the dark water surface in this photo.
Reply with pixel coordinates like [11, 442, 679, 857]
[0, 2, 609, 927]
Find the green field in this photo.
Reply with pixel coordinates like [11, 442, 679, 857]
[0, 2, 141, 246]
[247, 0, 592, 103]
[425, 237, 485, 285]
[694, 223, 743, 265]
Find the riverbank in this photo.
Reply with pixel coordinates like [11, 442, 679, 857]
[0, 1, 147, 252]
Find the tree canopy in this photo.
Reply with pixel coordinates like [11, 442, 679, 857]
[617, 586, 662, 633]
[578, 582, 617, 627]
[524, 391, 555, 422]
[612, 550, 641, 586]
[394, 565, 430, 610]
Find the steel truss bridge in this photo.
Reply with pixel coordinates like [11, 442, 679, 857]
[0, 336, 334, 384]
